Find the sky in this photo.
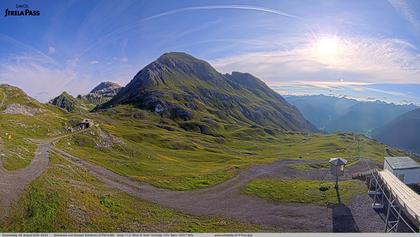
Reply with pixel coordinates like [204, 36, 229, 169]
[0, 0, 420, 104]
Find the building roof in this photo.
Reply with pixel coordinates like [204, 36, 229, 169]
[329, 157, 348, 166]
[385, 157, 420, 170]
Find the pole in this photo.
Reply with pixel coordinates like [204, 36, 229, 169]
[335, 166, 339, 190]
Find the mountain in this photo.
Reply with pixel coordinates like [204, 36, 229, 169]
[49, 92, 88, 112]
[98, 52, 317, 133]
[0, 84, 69, 170]
[373, 108, 420, 154]
[285, 95, 358, 130]
[326, 101, 417, 134]
[83, 81, 122, 105]
[285, 95, 417, 134]
[0, 84, 47, 111]
[50, 82, 122, 112]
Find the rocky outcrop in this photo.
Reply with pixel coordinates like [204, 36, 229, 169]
[83, 82, 122, 105]
[3, 103, 46, 116]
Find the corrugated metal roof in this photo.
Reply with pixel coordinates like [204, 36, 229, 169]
[385, 157, 420, 170]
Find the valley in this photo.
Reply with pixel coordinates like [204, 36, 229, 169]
[0, 53, 415, 232]
[285, 95, 417, 135]
[2, 0, 420, 233]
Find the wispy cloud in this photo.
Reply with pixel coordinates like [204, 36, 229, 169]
[0, 33, 58, 66]
[211, 35, 420, 85]
[112, 57, 128, 62]
[142, 5, 298, 21]
[75, 4, 298, 62]
[389, 0, 420, 33]
[0, 54, 79, 102]
[273, 82, 420, 105]
[47, 46, 56, 55]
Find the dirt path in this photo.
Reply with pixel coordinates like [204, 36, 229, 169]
[0, 125, 383, 231]
[0, 130, 90, 220]
[53, 147, 382, 232]
[0, 141, 50, 220]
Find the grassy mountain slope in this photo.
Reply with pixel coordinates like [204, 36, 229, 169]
[0, 83, 411, 232]
[373, 108, 420, 154]
[0, 84, 71, 170]
[98, 52, 317, 134]
[49, 92, 94, 112]
[56, 105, 407, 191]
[50, 82, 122, 113]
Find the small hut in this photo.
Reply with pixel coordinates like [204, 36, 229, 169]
[78, 119, 93, 129]
[384, 157, 420, 184]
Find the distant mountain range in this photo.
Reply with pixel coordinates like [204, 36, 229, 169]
[285, 95, 417, 135]
[373, 108, 420, 154]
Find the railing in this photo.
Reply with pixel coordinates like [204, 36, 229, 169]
[368, 169, 418, 232]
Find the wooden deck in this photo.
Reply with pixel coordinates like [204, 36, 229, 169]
[378, 169, 420, 226]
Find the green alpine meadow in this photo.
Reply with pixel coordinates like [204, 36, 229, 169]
[0, 52, 415, 232]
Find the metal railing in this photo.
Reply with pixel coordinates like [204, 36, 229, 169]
[367, 169, 418, 232]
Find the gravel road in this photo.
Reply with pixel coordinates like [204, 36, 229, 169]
[51, 147, 384, 232]
[0, 136, 384, 232]
[0, 141, 50, 220]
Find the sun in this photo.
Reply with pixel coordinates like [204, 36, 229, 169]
[311, 35, 342, 65]
[315, 36, 339, 57]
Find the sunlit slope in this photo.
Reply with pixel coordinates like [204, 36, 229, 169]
[49, 91, 95, 112]
[98, 52, 317, 134]
[0, 84, 71, 170]
[49, 82, 122, 112]
[57, 105, 407, 191]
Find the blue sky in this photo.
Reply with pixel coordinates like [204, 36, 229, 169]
[0, 0, 419, 104]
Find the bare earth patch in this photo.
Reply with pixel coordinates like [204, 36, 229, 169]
[3, 104, 46, 116]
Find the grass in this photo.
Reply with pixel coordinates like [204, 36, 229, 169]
[1, 136, 37, 170]
[0, 111, 71, 170]
[0, 85, 414, 232]
[0, 85, 407, 185]
[0, 85, 87, 170]
[55, 108, 405, 191]
[243, 178, 366, 205]
[0, 84, 414, 232]
[0, 153, 264, 232]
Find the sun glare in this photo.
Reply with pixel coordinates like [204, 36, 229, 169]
[315, 36, 339, 57]
[311, 35, 343, 65]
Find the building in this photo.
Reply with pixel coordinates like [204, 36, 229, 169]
[78, 119, 94, 129]
[384, 157, 420, 185]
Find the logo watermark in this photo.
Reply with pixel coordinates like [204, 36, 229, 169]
[4, 4, 40, 17]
